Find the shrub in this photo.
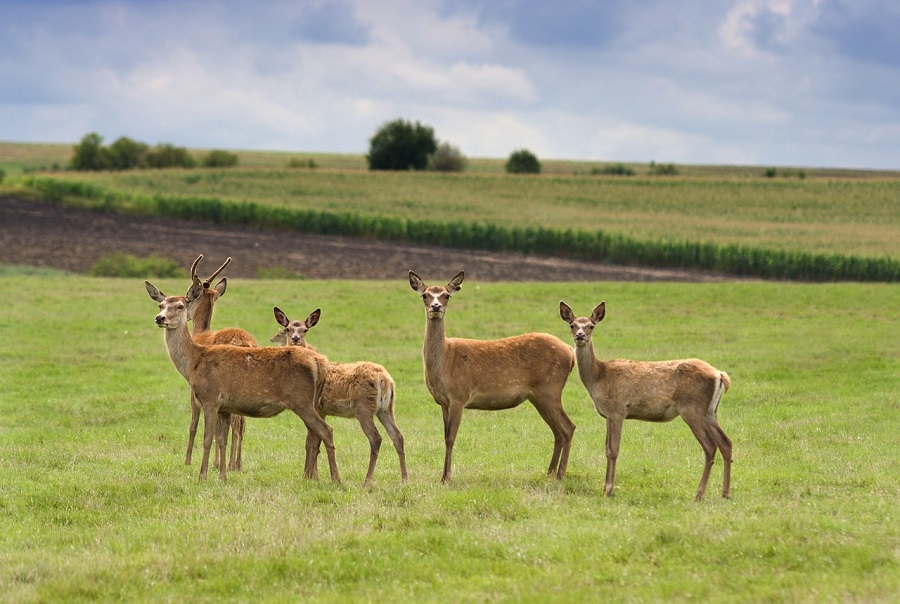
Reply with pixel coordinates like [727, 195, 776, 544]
[144, 143, 197, 169]
[429, 142, 467, 172]
[203, 150, 239, 168]
[650, 161, 678, 176]
[87, 253, 182, 278]
[287, 157, 317, 169]
[591, 163, 635, 176]
[506, 149, 541, 174]
[765, 167, 778, 178]
[367, 118, 437, 171]
[108, 137, 149, 170]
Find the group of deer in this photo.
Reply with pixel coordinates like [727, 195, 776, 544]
[146, 259, 732, 500]
[145, 255, 407, 486]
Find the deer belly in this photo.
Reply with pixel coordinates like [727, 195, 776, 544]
[319, 397, 355, 419]
[223, 400, 286, 418]
[466, 392, 526, 411]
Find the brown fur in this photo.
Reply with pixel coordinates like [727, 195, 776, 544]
[185, 255, 258, 471]
[560, 301, 733, 501]
[146, 279, 338, 483]
[409, 270, 576, 483]
[273, 307, 408, 486]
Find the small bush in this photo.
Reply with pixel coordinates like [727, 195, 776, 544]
[429, 142, 467, 172]
[287, 157, 317, 169]
[144, 144, 197, 169]
[765, 167, 778, 178]
[591, 163, 635, 176]
[87, 253, 182, 278]
[203, 150, 239, 168]
[506, 149, 541, 174]
[650, 161, 678, 176]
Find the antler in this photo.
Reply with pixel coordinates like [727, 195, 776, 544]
[189, 254, 232, 289]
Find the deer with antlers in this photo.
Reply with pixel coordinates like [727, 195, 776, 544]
[271, 307, 408, 486]
[146, 278, 337, 482]
[184, 254, 257, 471]
[559, 301, 733, 501]
[408, 270, 576, 483]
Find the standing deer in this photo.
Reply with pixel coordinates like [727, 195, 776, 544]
[559, 301, 733, 501]
[272, 307, 408, 486]
[185, 254, 257, 471]
[408, 270, 576, 483]
[146, 278, 338, 483]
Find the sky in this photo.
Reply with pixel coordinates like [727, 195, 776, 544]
[1, 0, 899, 169]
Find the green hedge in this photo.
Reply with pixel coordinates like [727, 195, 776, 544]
[23, 176, 899, 282]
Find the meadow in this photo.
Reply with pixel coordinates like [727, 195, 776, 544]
[0, 272, 897, 602]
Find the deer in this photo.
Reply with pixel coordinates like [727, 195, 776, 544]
[408, 270, 576, 483]
[184, 254, 257, 471]
[558, 301, 733, 501]
[145, 277, 338, 483]
[271, 307, 408, 486]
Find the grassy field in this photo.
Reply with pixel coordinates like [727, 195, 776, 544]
[0, 272, 897, 601]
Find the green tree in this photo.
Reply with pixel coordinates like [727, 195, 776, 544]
[505, 148, 541, 174]
[108, 136, 149, 170]
[71, 132, 111, 171]
[367, 118, 437, 171]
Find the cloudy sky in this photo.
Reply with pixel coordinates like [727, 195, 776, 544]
[2, 0, 898, 169]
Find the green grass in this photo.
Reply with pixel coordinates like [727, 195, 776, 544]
[0, 274, 897, 601]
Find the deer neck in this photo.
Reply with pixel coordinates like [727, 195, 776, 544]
[575, 338, 605, 385]
[164, 320, 202, 380]
[422, 315, 448, 379]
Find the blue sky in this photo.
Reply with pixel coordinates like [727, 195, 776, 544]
[1, 0, 898, 169]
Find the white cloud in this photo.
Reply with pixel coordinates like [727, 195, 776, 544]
[0, 0, 898, 168]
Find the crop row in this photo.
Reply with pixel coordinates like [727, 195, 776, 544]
[24, 175, 900, 282]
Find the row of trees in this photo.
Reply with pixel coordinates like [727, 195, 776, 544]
[71, 133, 238, 171]
[367, 118, 541, 174]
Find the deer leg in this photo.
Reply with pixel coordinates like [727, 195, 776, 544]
[441, 404, 464, 484]
[303, 429, 322, 480]
[684, 414, 718, 501]
[604, 417, 624, 497]
[295, 408, 340, 484]
[215, 412, 231, 481]
[708, 418, 733, 499]
[186, 391, 200, 465]
[356, 410, 383, 487]
[377, 408, 408, 483]
[199, 405, 219, 481]
[532, 397, 576, 480]
[229, 415, 245, 471]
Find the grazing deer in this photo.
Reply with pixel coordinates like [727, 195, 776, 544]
[559, 301, 733, 501]
[185, 254, 257, 471]
[146, 278, 338, 483]
[408, 270, 576, 483]
[272, 307, 408, 486]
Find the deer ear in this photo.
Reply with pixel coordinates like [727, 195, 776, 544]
[591, 301, 606, 323]
[306, 309, 321, 328]
[447, 270, 465, 293]
[214, 278, 227, 297]
[273, 306, 290, 328]
[409, 271, 426, 294]
[185, 278, 204, 303]
[559, 301, 575, 323]
[145, 281, 166, 302]
[270, 330, 285, 343]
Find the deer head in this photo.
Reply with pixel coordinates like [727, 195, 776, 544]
[408, 270, 464, 319]
[559, 301, 606, 348]
[273, 307, 321, 347]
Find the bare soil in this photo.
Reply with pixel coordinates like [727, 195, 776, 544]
[0, 195, 729, 282]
